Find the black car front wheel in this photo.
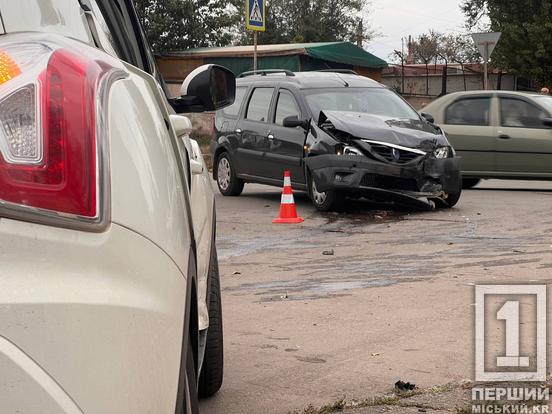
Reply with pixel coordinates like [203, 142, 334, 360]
[308, 174, 344, 211]
[434, 176, 462, 208]
[462, 178, 481, 189]
[216, 153, 244, 196]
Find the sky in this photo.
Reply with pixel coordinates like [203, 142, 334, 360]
[366, 0, 469, 61]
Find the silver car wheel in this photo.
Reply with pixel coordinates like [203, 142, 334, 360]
[311, 178, 327, 205]
[218, 157, 231, 191]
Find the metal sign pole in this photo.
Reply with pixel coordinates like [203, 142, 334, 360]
[471, 32, 501, 91]
[254, 31, 258, 71]
[484, 42, 489, 90]
[246, 0, 264, 72]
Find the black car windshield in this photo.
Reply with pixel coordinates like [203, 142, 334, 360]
[304, 87, 420, 121]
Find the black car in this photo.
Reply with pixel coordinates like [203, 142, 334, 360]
[212, 69, 462, 211]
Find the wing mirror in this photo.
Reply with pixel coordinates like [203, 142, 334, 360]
[169, 114, 192, 137]
[421, 112, 435, 123]
[189, 139, 204, 175]
[543, 117, 552, 127]
[170, 64, 236, 113]
[283, 115, 309, 130]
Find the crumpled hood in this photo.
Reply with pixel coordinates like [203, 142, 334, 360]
[319, 110, 449, 149]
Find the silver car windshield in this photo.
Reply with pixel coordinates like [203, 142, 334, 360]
[304, 87, 420, 121]
[0, 0, 93, 43]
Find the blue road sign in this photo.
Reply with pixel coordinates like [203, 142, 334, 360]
[246, 0, 265, 31]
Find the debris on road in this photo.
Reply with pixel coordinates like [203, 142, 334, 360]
[395, 380, 416, 392]
[322, 249, 335, 256]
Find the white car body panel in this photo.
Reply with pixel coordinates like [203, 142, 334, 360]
[0, 0, 221, 407]
[0, 220, 185, 413]
[169, 114, 216, 331]
[109, 68, 192, 273]
[187, 137, 215, 331]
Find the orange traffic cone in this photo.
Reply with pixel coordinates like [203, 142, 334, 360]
[273, 170, 304, 224]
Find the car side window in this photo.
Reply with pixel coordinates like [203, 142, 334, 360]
[445, 97, 491, 126]
[221, 86, 247, 118]
[245, 88, 274, 122]
[274, 90, 301, 125]
[500, 98, 547, 128]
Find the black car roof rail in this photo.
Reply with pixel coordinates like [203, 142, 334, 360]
[239, 69, 296, 78]
[317, 69, 358, 75]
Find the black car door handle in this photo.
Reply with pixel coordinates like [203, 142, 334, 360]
[498, 132, 510, 139]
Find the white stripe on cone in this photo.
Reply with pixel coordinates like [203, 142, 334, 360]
[281, 193, 295, 204]
[283, 176, 291, 186]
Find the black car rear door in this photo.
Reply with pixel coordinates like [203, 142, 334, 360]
[265, 88, 306, 185]
[235, 86, 275, 178]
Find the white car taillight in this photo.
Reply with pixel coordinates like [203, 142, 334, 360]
[0, 34, 127, 229]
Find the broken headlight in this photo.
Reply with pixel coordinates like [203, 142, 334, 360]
[336, 145, 363, 156]
[433, 146, 451, 159]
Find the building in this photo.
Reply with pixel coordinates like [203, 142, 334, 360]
[156, 41, 387, 97]
[382, 63, 516, 96]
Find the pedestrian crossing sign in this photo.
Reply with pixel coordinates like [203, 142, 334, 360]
[246, 0, 265, 31]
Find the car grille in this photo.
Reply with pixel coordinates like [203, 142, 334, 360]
[360, 174, 419, 191]
[368, 143, 422, 164]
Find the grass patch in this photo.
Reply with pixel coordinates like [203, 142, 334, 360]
[190, 133, 213, 148]
[287, 383, 459, 414]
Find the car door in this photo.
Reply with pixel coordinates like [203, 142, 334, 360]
[214, 84, 249, 169]
[265, 88, 306, 184]
[235, 86, 275, 178]
[439, 95, 496, 174]
[495, 96, 552, 176]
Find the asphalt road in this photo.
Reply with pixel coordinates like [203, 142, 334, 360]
[200, 179, 552, 414]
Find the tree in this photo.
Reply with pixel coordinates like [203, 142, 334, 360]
[133, 0, 242, 53]
[438, 34, 480, 91]
[409, 31, 440, 95]
[462, 0, 552, 85]
[240, 0, 375, 45]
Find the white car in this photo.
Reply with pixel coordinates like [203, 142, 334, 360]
[0, 1, 233, 413]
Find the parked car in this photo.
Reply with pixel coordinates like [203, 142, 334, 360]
[422, 90, 552, 188]
[0, 1, 233, 413]
[212, 70, 462, 211]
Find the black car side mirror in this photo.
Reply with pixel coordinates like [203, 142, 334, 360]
[543, 117, 552, 127]
[283, 115, 309, 130]
[169, 64, 236, 113]
[421, 112, 435, 124]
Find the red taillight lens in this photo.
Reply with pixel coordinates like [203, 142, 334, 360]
[0, 48, 102, 218]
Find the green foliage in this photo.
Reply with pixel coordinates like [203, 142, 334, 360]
[239, 0, 374, 46]
[133, 0, 242, 53]
[410, 30, 440, 65]
[462, 0, 552, 84]
[134, 0, 374, 53]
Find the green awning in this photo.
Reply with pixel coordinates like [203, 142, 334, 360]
[163, 41, 387, 70]
[303, 42, 387, 69]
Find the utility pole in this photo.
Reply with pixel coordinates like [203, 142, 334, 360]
[356, 19, 364, 47]
[394, 42, 405, 94]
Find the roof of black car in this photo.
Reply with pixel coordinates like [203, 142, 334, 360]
[236, 71, 384, 89]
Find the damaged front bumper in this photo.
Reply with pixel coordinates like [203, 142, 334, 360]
[304, 154, 461, 206]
